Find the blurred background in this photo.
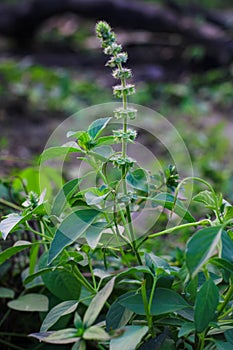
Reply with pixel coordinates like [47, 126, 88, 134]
[0, 0, 233, 194]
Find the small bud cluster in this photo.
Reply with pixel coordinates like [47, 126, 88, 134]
[113, 129, 137, 143]
[95, 21, 137, 120]
[111, 155, 136, 169]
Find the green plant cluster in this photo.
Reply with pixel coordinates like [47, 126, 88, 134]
[0, 61, 111, 113]
[1, 22, 233, 350]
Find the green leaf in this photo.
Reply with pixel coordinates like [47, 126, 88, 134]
[106, 298, 134, 331]
[221, 231, 233, 262]
[83, 326, 110, 341]
[116, 266, 152, 280]
[0, 287, 14, 299]
[85, 221, 107, 249]
[210, 257, 233, 274]
[150, 193, 195, 222]
[48, 209, 100, 264]
[145, 253, 172, 274]
[223, 206, 233, 221]
[119, 288, 189, 315]
[87, 117, 111, 139]
[83, 277, 115, 327]
[43, 269, 82, 301]
[96, 135, 115, 146]
[85, 189, 109, 206]
[110, 325, 148, 350]
[39, 253, 82, 301]
[215, 341, 233, 350]
[225, 329, 233, 344]
[23, 267, 62, 285]
[41, 300, 78, 332]
[194, 278, 219, 333]
[29, 329, 80, 344]
[71, 340, 86, 350]
[186, 226, 223, 278]
[178, 322, 195, 337]
[90, 145, 114, 161]
[0, 241, 32, 265]
[193, 190, 216, 209]
[8, 293, 49, 312]
[0, 213, 32, 240]
[40, 143, 81, 162]
[126, 168, 148, 193]
[52, 178, 81, 216]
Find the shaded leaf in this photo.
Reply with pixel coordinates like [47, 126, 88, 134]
[215, 340, 233, 350]
[106, 298, 133, 331]
[39, 253, 82, 301]
[221, 231, 233, 262]
[8, 293, 48, 312]
[0, 287, 14, 299]
[194, 278, 219, 333]
[186, 226, 223, 278]
[210, 257, 233, 274]
[178, 322, 195, 337]
[119, 288, 189, 315]
[116, 266, 152, 280]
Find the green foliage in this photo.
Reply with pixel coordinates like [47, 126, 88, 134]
[0, 21, 233, 350]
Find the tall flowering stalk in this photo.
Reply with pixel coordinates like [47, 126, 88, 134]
[96, 21, 141, 263]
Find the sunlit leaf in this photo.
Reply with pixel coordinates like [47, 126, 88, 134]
[149, 193, 195, 222]
[0, 241, 33, 265]
[41, 300, 78, 332]
[52, 178, 81, 216]
[48, 209, 100, 264]
[0, 213, 32, 240]
[110, 326, 148, 350]
[83, 325, 110, 340]
[87, 117, 111, 139]
[83, 277, 115, 327]
[126, 168, 148, 193]
[30, 329, 80, 344]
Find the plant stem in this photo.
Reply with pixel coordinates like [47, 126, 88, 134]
[0, 309, 10, 328]
[25, 222, 51, 241]
[196, 332, 205, 350]
[137, 219, 211, 248]
[73, 265, 96, 294]
[141, 280, 155, 337]
[218, 283, 233, 316]
[88, 255, 97, 291]
[0, 338, 26, 350]
[0, 198, 22, 211]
